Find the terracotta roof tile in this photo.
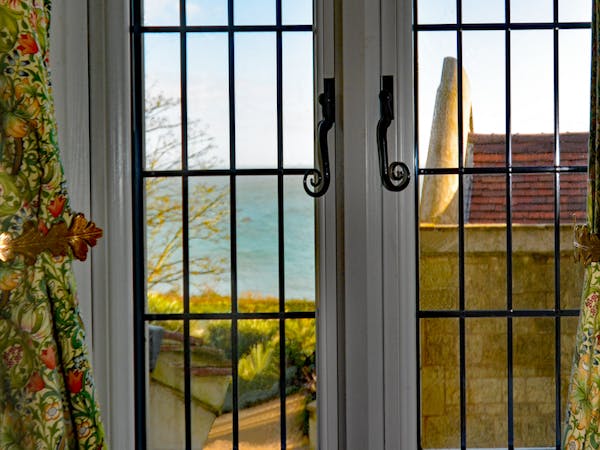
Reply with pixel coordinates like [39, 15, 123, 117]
[466, 132, 587, 224]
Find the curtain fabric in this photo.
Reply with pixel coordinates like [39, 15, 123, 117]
[0, 1, 106, 449]
[564, 2, 600, 449]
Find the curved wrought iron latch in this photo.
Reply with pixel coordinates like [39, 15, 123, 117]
[304, 78, 335, 197]
[377, 75, 410, 191]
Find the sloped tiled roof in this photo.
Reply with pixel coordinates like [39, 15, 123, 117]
[466, 132, 588, 224]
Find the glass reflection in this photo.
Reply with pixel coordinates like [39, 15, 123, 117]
[417, 0, 456, 25]
[147, 321, 186, 449]
[420, 318, 460, 449]
[235, 33, 277, 169]
[188, 177, 231, 313]
[187, 0, 228, 25]
[417, 31, 457, 169]
[283, 32, 314, 169]
[513, 318, 555, 448]
[234, 0, 275, 25]
[465, 318, 507, 448]
[511, 31, 554, 136]
[187, 33, 230, 169]
[282, 0, 312, 25]
[462, 0, 504, 23]
[284, 176, 315, 310]
[145, 177, 184, 313]
[143, 0, 180, 25]
[559, 30, 591, 136]
[236, 176, 279, 310]
[511, 0, 553, 23]
[144, 33, 182, 171]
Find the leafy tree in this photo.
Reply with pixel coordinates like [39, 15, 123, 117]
[144, 91, 229, 293]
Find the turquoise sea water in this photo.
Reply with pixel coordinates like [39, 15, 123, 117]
[150, 175, 316, 301]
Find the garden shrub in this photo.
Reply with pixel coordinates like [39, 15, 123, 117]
[149, 290, 316, 409]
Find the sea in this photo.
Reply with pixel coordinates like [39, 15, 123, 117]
[149, 175, 316, 301]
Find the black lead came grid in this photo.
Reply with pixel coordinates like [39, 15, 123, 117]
[413, 1, 589, 450]
[131, 1, 315, 449]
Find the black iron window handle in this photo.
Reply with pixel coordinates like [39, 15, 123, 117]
[377, 75, 410, 192]
[304, 78, 335, 197]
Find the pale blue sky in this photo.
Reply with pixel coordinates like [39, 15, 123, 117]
[142, 0, 593, 170]
[143, 0, 314, 169]
[143, 0, 312, 26]
[418, 0, 591, 165]
[419, 0, 590, 24]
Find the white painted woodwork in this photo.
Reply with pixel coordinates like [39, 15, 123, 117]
[88, 0, 135, 447]
[341, 0, 375, 446]
[386, 0, 418, 448]
[49, 0, 93, 341]
[50, 0, 135, 447]
[316, 0, 341, 447]
[341, 0, 418, 447]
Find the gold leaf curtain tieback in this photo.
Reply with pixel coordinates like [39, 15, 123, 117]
[0, 213, 103, 265]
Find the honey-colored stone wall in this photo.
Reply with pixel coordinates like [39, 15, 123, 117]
[419, 224, 584, 448]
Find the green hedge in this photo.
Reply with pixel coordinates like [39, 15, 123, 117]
[148, 290, 316, 410]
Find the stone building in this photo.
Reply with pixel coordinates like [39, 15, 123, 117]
[419, 58, 587, 448]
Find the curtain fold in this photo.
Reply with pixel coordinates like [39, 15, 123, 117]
[564, 3, 600, 449]
[0, 1, 106, 449]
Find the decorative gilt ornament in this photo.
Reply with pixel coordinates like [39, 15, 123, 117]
[0, 213, 102, 265]
[574, 224, 600, 265]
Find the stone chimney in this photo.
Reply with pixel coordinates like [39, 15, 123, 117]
[420, 57, 473, 224]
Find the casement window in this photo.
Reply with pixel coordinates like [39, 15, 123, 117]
[129, 0, 333, 448]
[83, 0, 592, 448]
[340, 0, 592, 448]
[412, 1, 590, 447]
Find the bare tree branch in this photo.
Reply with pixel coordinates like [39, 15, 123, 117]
[144, 90, 229, 293]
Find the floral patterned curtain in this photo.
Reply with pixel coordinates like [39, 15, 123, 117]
[0, 1, 106, 449]
[564, 2, 600, 449]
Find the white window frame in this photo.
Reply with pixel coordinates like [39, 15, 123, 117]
[81, 0, 415, 446]
[50, 0, 93, 336]
[47, 0, 134, 448]
[83, 0, 343, 448]
[340, 0, 417, 447]
[87, 0, 135, 447]
[316, 0, 343, 449]
[59, 0, 420, 448]
[81, 0, 590, 447]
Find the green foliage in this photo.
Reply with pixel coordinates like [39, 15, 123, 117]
[146, 291, 185, 333]
[205, 318, 279, 360]
[286, 319, 316, 368]
[149, 291, 316, 406]
[238, 342, 277, 382]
